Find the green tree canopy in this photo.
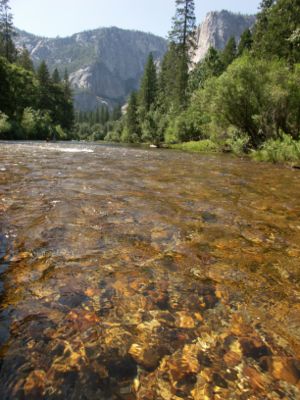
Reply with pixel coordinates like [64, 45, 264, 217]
[124, 91, 140, 142]
[17, 46, 34, 71]
[221, 37, 237, 68]
[52, 68, 61, 83]
[237, 29, 253, 56]
[253, 0, 300, 64]
[168, 0, 197, 109]
[139, 53, 157, 113]
[60, 69, 74, 130]
[0, 0, 16, 62]
[189, 47, 224, 92]
[157, 44, 178, 112]
[169, 0, 196, 53]
[36, 60, 53, 112]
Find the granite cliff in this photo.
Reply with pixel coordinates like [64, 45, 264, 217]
[15, 11, 256, 111]
[15, 27, 167, 110]
[194, 10, 256, 63]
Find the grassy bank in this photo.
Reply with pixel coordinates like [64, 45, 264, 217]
[169, 135, 300, 166]
[170, 140, 220, 153]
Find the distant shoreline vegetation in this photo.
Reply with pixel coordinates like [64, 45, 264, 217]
[78, 0, 300, 165]
[1, 0, 300, 164]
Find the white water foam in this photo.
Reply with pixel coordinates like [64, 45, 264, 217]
[45, 146, 94, 153]
[12, 143, 95, 154]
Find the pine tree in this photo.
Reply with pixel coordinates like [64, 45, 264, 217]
[168, 0, 197, 109]
[174, 51, 189, 109]
[89, 110, 95, 124]
[253, 0, 275, 50]
[63, 69, 72, 96]
[0, 0, 16, 62]
[125, 92, 140, 142]
[37, 60, 52, 111]
[95, 107, 100, 124]
[221, 37, 237, 68]
[253, 0, 275, 56]
[169, 0, 196, 54]
[253, 0, 300, 64]
[78, 110, 84, 123]
[98, 105, 109, 124]
[103, 106, 110, 123]
[0, 56, 11, 116]
[237, 29, 253, 56]
[52, 68, 61, 83]
[139, 53, 157, 113]
[189, 47, 224, 92]
[111, 105, 122, 121]
[37, 61, 50, 85]
[100, 106, 105, 124]
[203, 47, 224, 76]
[157, 44, 178, 112]
[17, 46, 34, 71]
[61, 69, 74, 130]
[50, 69, 65, 127]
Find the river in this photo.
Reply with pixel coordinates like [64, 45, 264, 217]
[0, 142, 299, 399]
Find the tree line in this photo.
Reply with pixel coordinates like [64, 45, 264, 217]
[107, 0, 300, 162]
[74, 105, 122, 141]
[0, 0, 74, 140]
[1, 0, 300, 163]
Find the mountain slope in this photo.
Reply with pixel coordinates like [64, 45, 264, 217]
[15, 11, 256, 111]
[15, 27, 168, 110]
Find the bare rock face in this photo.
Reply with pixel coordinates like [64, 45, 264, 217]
[15, 27, 167, 111]
[15, 11, 256, 111]
[193, 10, 256, 63]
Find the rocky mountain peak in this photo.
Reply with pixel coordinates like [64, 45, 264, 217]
[15, 11, 256, 111]
[193, 10, 256, 63]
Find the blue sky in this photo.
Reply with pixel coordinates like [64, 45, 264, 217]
[11, 0, 261, 38]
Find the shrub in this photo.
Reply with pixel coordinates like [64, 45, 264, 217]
[120, 127, 141, 143]
[0, 112, 12, 138]
[171, 140, 219, 153]
[212, 56, 269, 147]
[104, 130, 121, 142]
[141, 110, 166, 146]
[184, 75, 221, 141]
[75, 122, 92, 140]
[225, 131, 250, 155]
[55, 125, 68, 140]
[21, 108, 52, 140]
[185, 56, 300, 149]
[252, 133, 300, 163]
[164, 111, 204, 144]
[89, 124, 106, 141]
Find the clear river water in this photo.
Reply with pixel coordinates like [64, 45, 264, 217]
[0, 142, 299, 399]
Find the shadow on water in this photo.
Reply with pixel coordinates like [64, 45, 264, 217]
[0, 233, 9, 297]
[0, 232, 12, 362]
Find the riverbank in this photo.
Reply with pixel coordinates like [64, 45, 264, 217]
[2, 136, 300, 167]
[170, 135, 300, 166]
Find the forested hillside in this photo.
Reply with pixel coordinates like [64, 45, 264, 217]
[15, 27, 168, 111]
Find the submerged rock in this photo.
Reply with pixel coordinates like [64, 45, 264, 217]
[0, 143, 300, 399]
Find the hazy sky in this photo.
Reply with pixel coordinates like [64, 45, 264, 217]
[11, 0, 261, 38]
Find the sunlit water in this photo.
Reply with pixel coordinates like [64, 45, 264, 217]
[0, 141, 299, 399]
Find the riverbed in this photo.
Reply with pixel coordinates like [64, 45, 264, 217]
[0, 142, 299, 399]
